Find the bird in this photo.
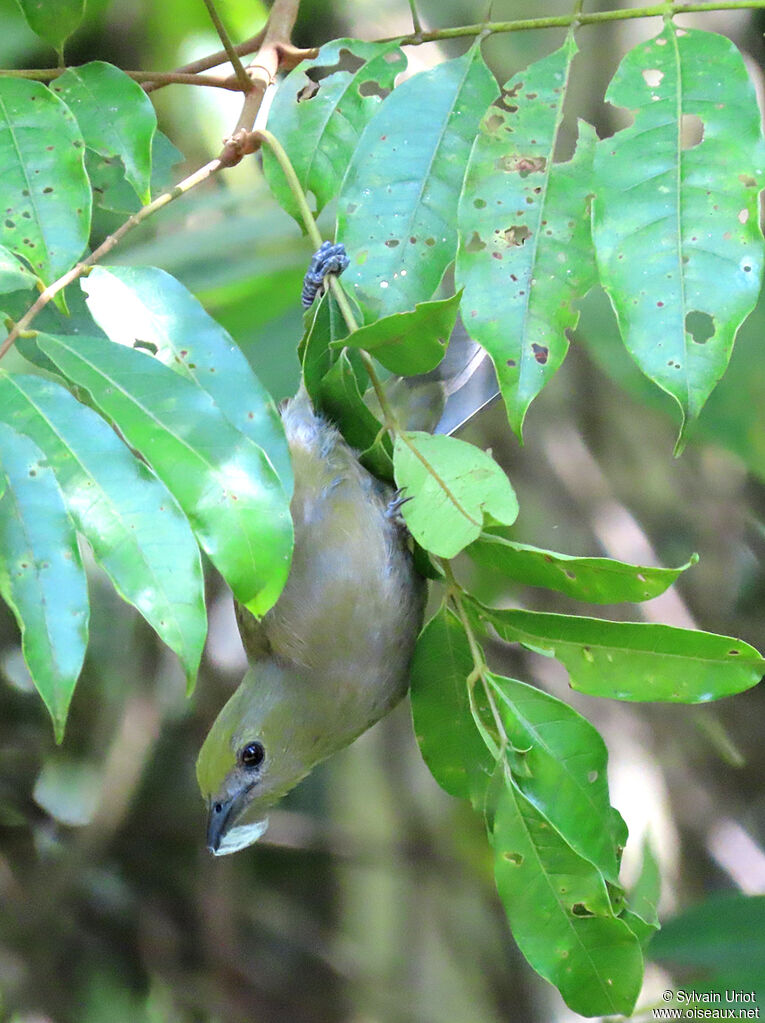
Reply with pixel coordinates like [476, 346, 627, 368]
[196, 386, 426, 855]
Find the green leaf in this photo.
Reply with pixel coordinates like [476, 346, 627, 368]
[457, 39, 597, 438]
[488, 673, 626, 883]
[52, 62, 157, 204]
[300, 289, 352, 404]
[337, 44, 498, 321]
[492, 782, 643, 1017]
[592, 25, 765, 446]
[622, 837, 661, 945]
[86, 132, 183, 214]
[393, 431, 518, 558]
[0, 78, 91, 285]
[334, 292, 460, 375]
[0, 243, 36, 292]
[482, 606, 765, 703]
[264, 38, 406, 222]
[409, 603, 495, 804]
[0, 371, 206, 690]
[0, 420, 88, 740]
[465, 530, 697, 604]
[320, 349, 392, 478]
[81, 265, 293, 497]
[14, 0, 84, 54]
[36, 332, 293, 618]
[650, 893, 765, 972]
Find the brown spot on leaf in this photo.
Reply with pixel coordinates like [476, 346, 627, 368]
[531, 344, 548, 364]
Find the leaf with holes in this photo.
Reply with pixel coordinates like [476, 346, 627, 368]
[36, 332, 293, 618]
[81, 265, 292, 497]
[0, 421, 88, 741]
[409, 603, 496, 804]
[481, 606, 765, 703]
[593, 24, 765, 448]
[334, 292, 461, 375]
[86, 132, 182, 214]
[0, 78, 90, 285]
[464, 530, 697, 604]
[337, 43, 498, 322]
[492, 782, 643, 1017]
[0, 370, 206, 691]
[0, 244, 36, 293]
[487, 673, 627, 884]
[14, 0, 84, 54]
[457, 38, 597, 439]
[264, 38, 406, 222]
[52, 62, 157, 204]
[393, 432, 518, 558]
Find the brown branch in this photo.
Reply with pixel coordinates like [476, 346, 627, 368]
[200, 0, 253, 92]
[0, 67, 245, 90]
[228, 0, 302, 139]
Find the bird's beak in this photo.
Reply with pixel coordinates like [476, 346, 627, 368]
[206, 793, 269, 856]
[207, 795, 236, 854]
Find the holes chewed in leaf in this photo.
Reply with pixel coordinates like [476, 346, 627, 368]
[134, 339, 158, 355]
[297, 80, 320, 102]
[516, 156, 547, 176]
[503, 851, 524, 865]
[680, 113, 704, 150]
[359, 79, 391, 100]
[465, 231, 486, 253]
[501, 225, 531, 247]
[685, 310, 715, 345]
[642, 68, 664, 88]
[531, 344, 548, 364]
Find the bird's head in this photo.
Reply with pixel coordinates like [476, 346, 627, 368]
[196, 666, 317, 855]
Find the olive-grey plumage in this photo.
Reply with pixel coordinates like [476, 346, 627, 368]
[197, 389, 425, 854]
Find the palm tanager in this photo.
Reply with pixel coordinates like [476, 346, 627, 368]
[197, 387, 426, 855]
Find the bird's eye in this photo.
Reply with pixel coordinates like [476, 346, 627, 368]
[239, 741, 265, 769]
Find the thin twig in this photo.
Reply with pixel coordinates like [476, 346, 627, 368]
[201, 0, 253, 92]
[0, 68, 243, 89]
[408, 0, 423, 36]
[388, 0, 765, 45]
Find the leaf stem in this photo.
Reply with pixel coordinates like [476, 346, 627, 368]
[408, 0, 423, 36]
[249, 128, 406, 431]
[441, 560, 509, 757]
[201, 0, 254, 92]
[251, 128, 322, 249]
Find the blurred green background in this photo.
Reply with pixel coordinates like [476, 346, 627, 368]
[2, 1, 765, 1020]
